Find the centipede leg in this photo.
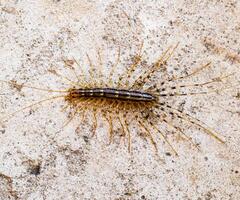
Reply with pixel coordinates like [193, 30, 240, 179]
[91, 108, 98, 137]
[60, 106, 81, 131]
[135, 116, 158, 152]
[119, 113, 132, 153]
[130, 43, 179, 89]
[103, 112, 114, 144]
[74, 109, 86, 135]
[118, 41, 144, 88]
[72, 57, 89, 86]
[58, 99, 93, 133]
[158, 103, 225, 143]
[148, 121, 179, 156]
[161, 116, 201, 151]
[173, 62, 212, 81]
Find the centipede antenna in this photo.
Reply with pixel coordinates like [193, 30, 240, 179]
[0, 95, 65, 123]
[136, 117, 158, 152]
[149, 121, 179, 156]
[173, 62, 212, 81]
[158, 103, 225, 143]
[0, 80, 69, 93]
[109, 46, 121, 87]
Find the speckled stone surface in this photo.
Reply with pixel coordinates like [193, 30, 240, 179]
[0, 0, 240, 199]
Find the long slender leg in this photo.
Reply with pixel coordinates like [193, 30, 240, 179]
[59, 98, 94, 131]
[72, 57, 89, 87]
[55, 105, 88, 139]
[91, 108, 98, 137]
[149, 121, 179, 156]
[60, 106, 82, 131]
[60, 104, 70, 113]
[177, 73, 235, 88]
[159, 43, 179, 66]
[161, 116, 201, 151]
[117, 114, 126, 138]
[117, 41, 144, 88]
[119, 113, 132, 153]
[173, 62, 211, 81]
[74, 109, 87, 135]
[156, 103, 225, 143]
[135, 116, 158, 152]
[145, 62, 212, 94]
[148, 62, 212, 91]
[130, 43, 179, 89]
[154, 81, 239, 97]
[148, 72, 234, 94]
[103, 112, 114, 144]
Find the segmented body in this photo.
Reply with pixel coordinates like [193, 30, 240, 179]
[68, 88, 156, 101]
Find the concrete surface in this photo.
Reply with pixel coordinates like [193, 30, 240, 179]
[0, 0, 240, 199]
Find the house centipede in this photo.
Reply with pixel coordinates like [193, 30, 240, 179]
[0, 43, 237, 158]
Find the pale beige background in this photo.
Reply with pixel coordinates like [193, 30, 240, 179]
[0, 0, 240, 199]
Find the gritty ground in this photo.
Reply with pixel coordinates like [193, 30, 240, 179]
[0, 0, 240, 200]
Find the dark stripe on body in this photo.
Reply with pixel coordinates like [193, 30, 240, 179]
[70, 88, 156, 101]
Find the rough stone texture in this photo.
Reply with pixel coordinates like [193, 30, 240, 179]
[0, 0, 240, 199]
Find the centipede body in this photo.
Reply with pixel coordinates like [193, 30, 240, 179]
[67, 88, 156, 101]
[1, 43, 235, 158]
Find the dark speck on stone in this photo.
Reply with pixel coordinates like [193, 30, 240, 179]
[83, 135, 89, 143]
[166, 152, 171, 156]
[30, 164, 41, 176]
